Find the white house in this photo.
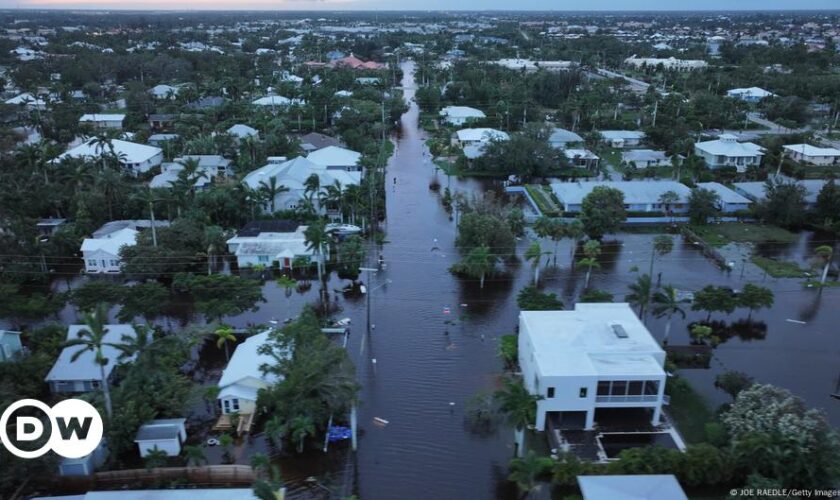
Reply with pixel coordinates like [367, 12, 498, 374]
[577, 475, 688, 500]
[243, 156, 360, 213]
[150, 155, 232, 189]
[783, 144, 840, 166]
[550, 180, 690, 213]
[134, 419, 187, 458]
[149, 84, 181, 99]
[439, 106, 486, 126]
[80, 227, 137, 273]
[695, 182, 752, 213]
[56, 139, 163, 175]
[306, 145, 362, 172]
[564, 149, 600, 170]
[227, 124, 259, 141]
[45, 324, 137, 394]
[79, 114, 125, 130]
[549, 128, 584, 149]
[226, 222, 315, 270]
[217, 330, 285, 416]
[726, 87, 776, 103]
[624, 56, 707, 71]
[5, 92, 46, 110]
[58, 441, 108, 477]
[694, 134, 764, 172]
[599, 130, 646, 149]
[252, 95, 305, 107]
[452, 128, 509, 147]
[0, 330, 23, 362]
[621, 149, 671, 168]
[518, 304, 667, 431]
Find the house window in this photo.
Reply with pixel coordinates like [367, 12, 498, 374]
[597, 381, 610, 396]
[109, 260, 118, 267]
[546, 387, 555, 398]
[232, 399, 240, 411]
[628, 381, 643, 395]
[92, 380, 100, 388]
[258, 255, 269, 263]
[644, 380, 660, 395]
[611, 381, 627, 396]
[87, 259, 97, 267]
[579, 387, 588, 398]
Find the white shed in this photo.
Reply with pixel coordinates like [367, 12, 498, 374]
[134, 418, 187, 458]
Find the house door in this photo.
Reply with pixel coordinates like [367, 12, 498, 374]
[222, 399, 231, 414]
[101, 260, 106, 268]
[284, 258, 291, 269]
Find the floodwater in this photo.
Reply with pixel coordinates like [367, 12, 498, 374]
[16, 61, 840, 498]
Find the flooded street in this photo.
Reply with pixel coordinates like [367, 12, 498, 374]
[26, 60, 840, 500]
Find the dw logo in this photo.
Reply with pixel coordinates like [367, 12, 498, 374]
[0, 399, 103, 459]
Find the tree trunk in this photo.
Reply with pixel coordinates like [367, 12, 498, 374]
[662, 317, 672, 345]
[100, 364, 113, 419]
[150, 202, 158, 248]
[584, 268, 592, 289]
[534, 266, 539, 286]
[821, 262, 830, 285]
[480, 273, 485, 289]
[514, 427, 525, 458]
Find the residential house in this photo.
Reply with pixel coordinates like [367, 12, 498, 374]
[217, 330, 284, 416]
[148, 114, 176, 131]
[0, 330, 23, 361]
[226, 221, 316, 269]
[439, 106, 486, 126]
[451, 128, 509, 148]
[490, 59, 574, 72]
[783, 144, 840, 166]
[92, 219, 170, 239]
[733, 177, 829, 209]
[694, 134, 764, 172]
[550, 180, 690, 213]
[150, 155, 232, 191]
[243, 156, 360, 213]
[624, 56, 708, 71]
[58, 441, 108, 477]
[696, 182, 753, 212]
[135, 419, 187, 458]
[56, 139, 163, 175]
[227, 123, 259, 141]
[307, 145, 362, 172]
[186, 96, 226, 110]
[149, 84, 181, 99]
[621, 149, 671, 168]
[599, 130, 646, 149]
[36, 218, 66, 239]
[577, 475, 688, 500]
[148, 133, 179, 146]
[564, 149, 600, 170]
[518, 303, 667, 431]
[549, 128, 584, 149]
[297, 132, 345, 153]
[726, 87, 776, 103]
[355, 77, 381, 85]
[45, 324, 137, 393]
[79, 114, 125, 130]
[252, 95, 305, 107]
[80, 227, 137, 273]
[329, 53, 386, 70]
[5, 92, 46, 110]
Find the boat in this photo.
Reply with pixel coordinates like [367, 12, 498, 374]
[326, 223, 362, 236]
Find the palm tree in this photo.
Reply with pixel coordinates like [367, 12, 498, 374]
[652, 285, 685, 345]
[252, 465, 286, 500]
[524, 242, 545, 286]
[495, 376, 542, 458]
[250, 452, 271, 476]
[565, 220, 584, 267]
[144, 446, 168, 469]
[63, 304, 117, 418]
[625, 274, 653, 321]
[115, 324, 155, 360]
[264, 415, 287, 449]
[131, 188, 163, 247]
[814, 245, 834, 285]
[259, 177, 289, 214]
[649, 235, 673, 281]
[289, 415, 315, 453]
[86, 131, 118, 171]
[183, 445, 207, 467]
[577, 239, 601, 289]
[215, 324, 236, 361]
[304, 173, 321, 208]
[304, 219, 329, 282]
[507, 451, 553, 498]
[464, 245, 497, 289]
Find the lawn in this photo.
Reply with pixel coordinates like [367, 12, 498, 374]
[750, 256, 810, 278]
[525, 184, 561, 216]
[689, 223, 797, 248]
[666, 376, 715, 444]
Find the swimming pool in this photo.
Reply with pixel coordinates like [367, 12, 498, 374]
[597, 432, 679, 459]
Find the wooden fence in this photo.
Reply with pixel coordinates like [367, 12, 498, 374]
[680, 226, 729, 269]
[94, 464, 255, 487]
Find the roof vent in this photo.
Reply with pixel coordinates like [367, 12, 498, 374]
[610, 323, 628, 339]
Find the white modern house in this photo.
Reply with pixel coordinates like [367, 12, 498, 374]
[621, 149, 672, 168]
[783, 144, 840, 166]
[252, 95, 305, 107]
[217, 330, 285, 417]
[80, 227, 137, 273]
[694, 134, 764, 172]
[577, 475, 688, 500]
[150, 155, 232, 189]
[56, 139, 163, 175]
[134, 419, 187, 458]
[695, 182, 753, 212]
[439, 106, 486, 126]
[550, 181, 690, 213]
[0, 330, 23, 362]
[518, 304, 667, 431]
[226, 222, 316, 270]
[306, 145, 362, 172]
[149, 84, 181, 99]
[243, 156, 360, 213]
[79, 114, 125, 130]
[726, 87, 776, 103]
[599, 130, 646, 149]
[227, 124, 259, 141]
[5, 92, 46, 110]
[451, 128, 509, 148]
[564, 149, 600, 170]
[45, 324, 137, 394]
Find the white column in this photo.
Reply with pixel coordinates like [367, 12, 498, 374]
[651, 405, 661, 426]
[585, 410, 595, 430]
[535, 404, 546, 431]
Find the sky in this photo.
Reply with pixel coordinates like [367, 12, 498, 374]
[2, 0, 839, 11]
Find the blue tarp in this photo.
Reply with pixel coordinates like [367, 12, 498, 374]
[327, 426, 352, 442]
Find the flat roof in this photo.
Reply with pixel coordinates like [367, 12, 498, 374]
[135, 419, 185, 442]
[46, 325, 136, 382]
[520, 303, 665, 378]
[577, 475, 688, 500]
[696, 182, 752, 205]
[550, 180, 691, 206]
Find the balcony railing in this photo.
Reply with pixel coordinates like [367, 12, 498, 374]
[595, 395, 659, 403]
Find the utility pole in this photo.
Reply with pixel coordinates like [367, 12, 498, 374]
[652, 100, 658, 128]
[360, 267, 378, 336]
